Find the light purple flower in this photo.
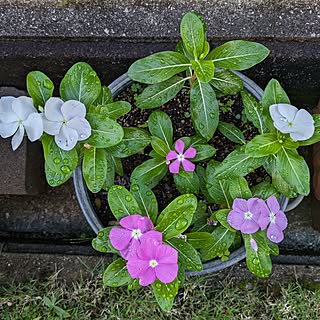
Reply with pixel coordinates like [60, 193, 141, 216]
[42, 97, 91, 151]
[166, 139, 196, 174]
[109, 214, 155, 260]
[0, 96, 43, 150]
[269, 104, 314, 141]
[126, 235, 178, 286]
[250, 238, 258, 252]
[227, 198, 264, 234]
[258, 196, 288, 243]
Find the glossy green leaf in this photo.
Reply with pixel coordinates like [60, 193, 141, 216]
[103, 258, 131, 287]
[261, 79, 290, 108]
[283, 137, 299, 150]
[191, 60, 214, 83]
[130, 183, 158, 224]
[109, 128, 151, 158]
[252, 181, 280, 200]
[94, 85, 113, 105]
[136, 76, 186, 109]
[152, 278, 178, 312]
[86, 113, 124, 148]
[98, 101, 131, 120]
[210, 69, 243, 95]
[190, 80, 219, 141]
[92, 227, 118, 254]
[201, 226, 235, 261]
[192, 144, 216, 162]
[27, 71, 54, 108]
[60, 62, 101, 106]
[82, 147, 107, 193]
[214, 209, 234, 231]
[156, 194, 197, 240]
[128, 51, 191, 84]
[111, 155, 123, 176]
[229, 176, 252, 199]
[218, 121, 246, 144]
[299, 114, 320, 146]
[186, 232, 215, 249]
[196, 165, 215, 203]
[151, 136, 170, 157]
[45, 162, 72, 187]
[200, 41, 211, 59]
[276, 148, 310, 195]
[167, 238, 202, 272]
[180, 12, 205, 59]
[148, 111, 173, 149]
[173, 171, 200, 194]
[103, 153, 116, 190]
[245, 133, 281, 157]
[130, 157, 167, 189]
[108, 185, 142, 220]
[206, 40, 269, 71]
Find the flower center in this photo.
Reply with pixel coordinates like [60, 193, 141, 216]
[244, 211, 253, 220]
[270, 212, 276, 223]
[131, 229, 142, 240]
[177, 154, 184, 162]
[62, 120, 67, 125]
[149, 259, 158, 268]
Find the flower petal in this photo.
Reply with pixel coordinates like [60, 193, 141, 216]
[11, 124, 24, 151]
[183, 147, 196, 159]
[55, 125, 78, 151]
[42, 117, 62, 135]
[0, 112, 19, 123]
[240, 220, 259, 234]
[137, 237, 157, 261]
[120, 214, 153, 232]
[247, 198, 262, 222]
[155, 244, 178, 264]
[267, 223, 284, 243]
[61, 100, 86, 121]
[266, 196, 280, 213]
[275, 210, 288, 231]
[126, 259, 149, 278]
[182, 159, 195, 172]
[121, 238, 141, 260]
[24, 113, 43, 141]
[227, 210, 245, 230]
[0, 96, 15, 113]
[109, 227, 132, 251]
[276, 104, 298, 122]
[139, 267, 156, 286]
[166, 150, 178, 161]
[44, 97, 64, 121]
[169, 159, 180, 174]
[67, 117, 91, 140]
[155, 264, 178, 283]
[250, 238, 258, 252]
[232, 198, 248, 212]
[137, 217, 154, 233]
[12, 97, 37, 121]
[141, 230, 162, 246]
[0, 121, 19, 138]
[174, 139, 185, 154]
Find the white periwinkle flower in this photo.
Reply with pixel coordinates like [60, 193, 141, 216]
[42, 97, 91, 151]
[0, 96, 43, 150]
[269, 103, 314, 141]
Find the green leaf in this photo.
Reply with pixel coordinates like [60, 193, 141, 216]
[191, 60, 214, 83]
[136, 76, 186, 109]
[167, 238, 202, 272]
[196, 165, 215, 203]
[156, 194, 197, 240]
[192, 144, 216, 162]
[151, 136, 170, 157]
[261, 79, 290, 108]
[241, 91, 266, 134]
[60, 62, 101, 106]
[190, 80, 219, 141]
[299, 114, 320, 146]
[152, 279, 178, 312]
[108, 185, 142, 220]
[277, 148, 310, 195]
[213, 147, 267, 179]
[128, 51, 191, 84]
[109, 128, 151, 158]
[26, 71, 54, 108]
[85, 113, 124, 148]
[218, 121, 246, 144]
[214, 209, 234, 231]
[201, 226, 236, 261]
[252, 181, 279, 199]
[103, 153, 115, 190]
[98, 101, 131, 120]
[92, 227, 118, 254]
[130, 183, 158, 224]
[111, 155, 123, 176]
[42, 134, 78, 175]
[186, 232, 215, 249]
[45, 162, 72, 187]
[148, 111, 173, 149]
[229, 176, 252, 199]
[210, 69, 243, 95]
[173, 171, 200, 194]
[200, 41, 211, 59]
[103, 258, 131, 287]
[130, 158, 168, 189]
[206, 40, 269, 71]
[180, 12, 205, 59]
[245, 133, 281, 157]
[94, 86, 113, 105]
[82, 148, 107, 193]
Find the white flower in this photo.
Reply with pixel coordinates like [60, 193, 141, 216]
[42, 97, 91, 151]
[269, 103, 314, 141]
[0, 96, 43, 150]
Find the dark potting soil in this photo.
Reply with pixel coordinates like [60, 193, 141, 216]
[89, 85, 268, 225]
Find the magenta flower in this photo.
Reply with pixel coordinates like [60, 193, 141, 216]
[166, 139, 196, 174]
[109, 214, 154, 260]
[126, 234, 178, 286]
[258, 196, 288, 243]
[227, 198, 264, 234]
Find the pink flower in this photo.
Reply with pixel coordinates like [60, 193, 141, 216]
[127, 234, 178, 286]
[258, 196, 288, 243]
[166, 139, 196, 174]
[109, 214, 154, 259]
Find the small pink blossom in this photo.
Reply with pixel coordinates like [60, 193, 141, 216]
[166, 139, 196, 174]
[126, 234, 178, 286]
[109, 214, 155, 259]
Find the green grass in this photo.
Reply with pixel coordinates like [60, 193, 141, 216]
[1, 271, 320, 320]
